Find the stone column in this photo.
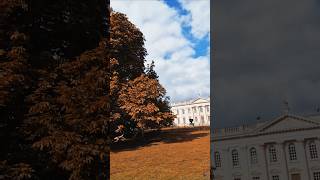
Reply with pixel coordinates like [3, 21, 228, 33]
[263, 143, 271, 180]
[279, 142, 289, 180]
[297, 139, 311, 180]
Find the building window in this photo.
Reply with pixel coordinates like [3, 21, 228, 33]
[192, 107, 196, 113]
[177, 109, 179, 115]
[215, 152, 221, 167]
[309, 141, 318, 159]
[182, 109, 185, 114]
[201, 116, 204, 124]
[199, 106, 203, 112]
[250, 147, 258, 164]
[314, 172, 320, 180]
[288, 143, 297, 160]
[272, 175, 279, 180]
[206, 105, 209, 112]
[231, 149, 240, 167]
[252, 177, 260, 180]
[183, 117, 186, 124]
[195, 117, 198, 122]
[177, 118, 180, 124]
[188, 108, 190, 113]
[269, 145, 277, 162]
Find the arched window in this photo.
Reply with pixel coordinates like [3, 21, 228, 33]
[269, 145, 277, 162]
[250, 147, 258, 164]
[215, 151, 221, 167]
[288, 143, 297, 160]
[309, 141, 318, 159]
[231, 149, 240, 167]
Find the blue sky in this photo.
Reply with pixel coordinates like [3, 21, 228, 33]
[111, 0, 210, 102]
[164, 0, 210, 58]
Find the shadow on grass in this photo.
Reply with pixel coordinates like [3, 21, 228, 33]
[111, 127, 210, 153]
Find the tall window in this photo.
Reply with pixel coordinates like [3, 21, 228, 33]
[195, 117, 198, 122]
[272, 175, 279, 180]
[309, 141, 318, 159]
[201, 116, 204, 124]
[250, 147, 258, 164]
[231, 149, 240, 167]
[177, 118, 180, 124]
[288, 143, 297, 160]
[269, 145, 277, 162]
[192, 107, 196, 113]
[314, 172, 320, 180]
[188, 108, 190, 113]
[177, 109, 179, 115]
[215, 152, 221, 167]
[206, 105, 209, 112]
[183, 117, 186, 124]
[199, 106, 203, 112]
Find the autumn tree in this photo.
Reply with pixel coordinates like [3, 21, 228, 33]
[109, 11, 175, 141]
[24, 42, 110, 180]
[109, 11, 146, 81]
[1, 0, 110, 179]
[0, 1, 34, 179]
[22, 1, 110, 179]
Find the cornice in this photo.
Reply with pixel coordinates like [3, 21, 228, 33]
[212, 126, 320, 142]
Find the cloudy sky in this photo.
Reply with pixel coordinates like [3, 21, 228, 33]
[111, 0, 210, 102]
[213, 0, 320, 128]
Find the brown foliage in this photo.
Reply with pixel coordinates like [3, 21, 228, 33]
[24, 42, 110, 180]
[109, 11, 175, 141]
[110, 11, 147, 80]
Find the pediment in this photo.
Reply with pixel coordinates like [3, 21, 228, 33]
[311, 165, 320, 171]
[270, 169, 281, 174]
[250, 171, 262, 176]
[255, 114, 320, 133]
[289, 167, 302, 173]
[192, 98, 209, 104]
[232, 172, 241, 176]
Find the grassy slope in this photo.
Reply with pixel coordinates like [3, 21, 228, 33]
[110, 128, 210, 180]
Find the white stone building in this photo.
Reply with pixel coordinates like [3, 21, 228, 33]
[171, 97, 210, 126]
[211, 113, 320, 180]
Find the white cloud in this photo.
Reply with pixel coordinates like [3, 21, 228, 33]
[111, 0, 210, 102]
[178, 0, 210, 39]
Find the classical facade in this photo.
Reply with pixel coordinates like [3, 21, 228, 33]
[171, 97, 210, 126]
[211, 114, 320, 180]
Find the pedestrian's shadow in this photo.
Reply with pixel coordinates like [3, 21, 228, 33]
[111, 127, 209, 153]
